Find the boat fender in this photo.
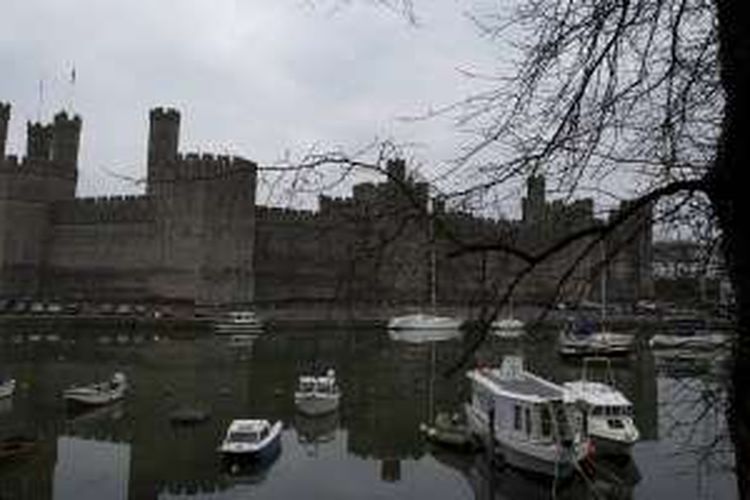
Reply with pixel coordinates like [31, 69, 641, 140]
[586, 440, 597, 458]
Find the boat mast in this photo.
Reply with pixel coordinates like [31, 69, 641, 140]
[600, 239, 607, 328]
[429, 197, 437, 314]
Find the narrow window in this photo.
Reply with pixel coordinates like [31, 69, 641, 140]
[524, 407, 532, 436]
[541, 406, 552, 437]
[514, 405, 522, 430]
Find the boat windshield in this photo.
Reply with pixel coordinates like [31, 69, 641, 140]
[228, 431, 260, 443]
[592, 405, 632, 417]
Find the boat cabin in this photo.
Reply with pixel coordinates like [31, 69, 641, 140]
[467, 359, 574, 446]
[226, 420, 272, 444]
[297, 370, 338, 396]
[226, 311, 259, 323]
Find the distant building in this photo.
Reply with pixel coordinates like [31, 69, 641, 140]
[0, 102, 653, 309]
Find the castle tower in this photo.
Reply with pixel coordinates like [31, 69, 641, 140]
[386, 158, 406, 183]
[147, 107, 180, 192]
[0, 102, 9, 158]
[522, 174, 546, 225]
[26, 122, 53, 160]
[51, 111, 82, 170]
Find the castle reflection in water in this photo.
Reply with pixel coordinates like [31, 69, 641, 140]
[0, 326, 734, 500]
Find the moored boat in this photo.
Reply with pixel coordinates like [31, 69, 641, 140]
[465, 356, 589, 477]
[387, 313, 462, 331]
[294, 369, 340, 416]
[558, 318, 634, 356]
[218, 419, 282, 462]
[649, 331, 728, 350]
[490, 318, 525, 338]
[563, 358, 639, 456]
[63, 372, 127, 406]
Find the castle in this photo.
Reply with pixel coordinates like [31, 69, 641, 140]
[0, 103, 653, 310]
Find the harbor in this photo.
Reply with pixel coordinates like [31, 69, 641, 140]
[0, 322, 735, 499]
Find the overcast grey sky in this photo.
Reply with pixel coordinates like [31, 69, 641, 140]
[1, 0, 506, 205]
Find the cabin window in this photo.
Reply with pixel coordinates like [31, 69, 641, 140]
[540, 406, 552, 437]
[607, 419, 625, 429]
[261, 427, 269, 439]
[514, 405, 522, 431]
[592, 407, 603, 417]
[524, 407, 532, 436]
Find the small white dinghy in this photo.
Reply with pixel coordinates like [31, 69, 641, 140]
[63, 372, 127, 406]
[388, 313, 462, 331]
[294, 369, 341, 416]
[0, 378, 15, 399]
[218, 419, 282, 460]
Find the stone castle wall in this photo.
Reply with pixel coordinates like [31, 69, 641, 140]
[0, 101, 653, 309]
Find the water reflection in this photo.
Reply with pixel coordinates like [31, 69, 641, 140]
[53, 436, 130, 500]
[0, 325, 737, 499]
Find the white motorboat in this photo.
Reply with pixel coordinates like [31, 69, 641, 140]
[218, 419, 282, 460]
[214, 311, 264, 335]
[465, 356, 589, 477]
[649, 331, 728, 350]
[491, 318, 525, 338]
[387, 313, 462, 331]
[294, 369, 341, 416]
[0, 378, 15, 399]
[63, 372, 127, 406]
[563, 358, 639, 456]
[491, 297, 525, 337]
[387, 204, 462, 332]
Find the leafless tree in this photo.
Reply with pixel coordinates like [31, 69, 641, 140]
[300, 0, 749, 495]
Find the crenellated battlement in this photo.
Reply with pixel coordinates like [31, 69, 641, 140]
[150, 107, 180, 121]
[150, 154, 256, 184]
[256, 205, 319, 223]
[52, 195, 155, 225]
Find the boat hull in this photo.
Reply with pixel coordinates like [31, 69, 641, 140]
[294, 394, 340, 416]
[220, 433, 281, 463]
[590, 434, 635, 457]
[63, 391, 124, 406]
[214, 324, 264, 335]
[387, 314, 462, 331]
[558, 333, 633, 356]
[465, 404, 579, 478]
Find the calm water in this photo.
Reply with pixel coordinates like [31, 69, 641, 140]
[0, 326, 738, 499]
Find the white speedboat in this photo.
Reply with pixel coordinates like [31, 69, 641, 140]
[218, 419, 282, 460]
[563, 359, 639, 456]
[491, 297, 525, 337]
[387, 313, 462, 331]
[63, 372, 127, 406]
[0, 378, 15, 399]
[294, 369, 340, 416]
[214, 311, 264, 335]
[465, 357, 589, 477]
[490, 318, 525, 338]
[649, 332, 728, 350]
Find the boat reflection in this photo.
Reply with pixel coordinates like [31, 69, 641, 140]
[219, 437, 281, 486]
[430, 447, 639, 499]
[294, 411, 338, 456]
[65, 399, 125, 424]
[388, 328, 463, 344]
